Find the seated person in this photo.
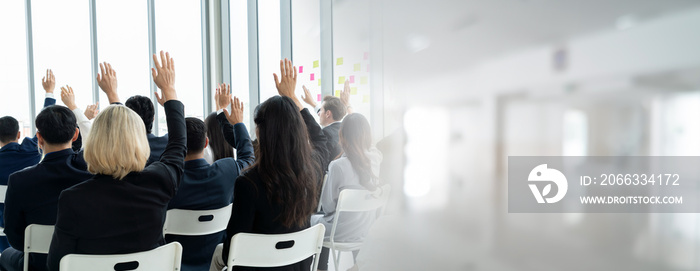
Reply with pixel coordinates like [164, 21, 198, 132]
[46, 51, 185, 271]
[209, 59, 330, 271]
[166, 85, 254, 271]
[311, 113, 383, 271]
[300, 81, 353, 162]
[1, 96, 93, 271]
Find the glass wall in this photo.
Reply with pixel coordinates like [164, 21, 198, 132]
[292, 0, 321, 114]
[257, 0, 281, 103]
[229, 0, 251, 126]
[0, 1, 30, 138]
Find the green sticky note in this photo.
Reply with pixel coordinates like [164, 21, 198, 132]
[318, 78, 321, 86]
[360, 76, 368, 85]
[313, 60, 319, 68]
[350, 87, 358, 95]
[362, 95, 370, 103]
[354, 63, 361, 71]
[338, 76, 345, 84]
[335, 90, 341, 97]
[336, 57, 344, 65]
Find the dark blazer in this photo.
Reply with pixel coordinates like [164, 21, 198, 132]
[147, 133, 169, 165]
[166, 116, 254, 271]
[322, 122, 342, 162]
[46, 101, 186, 271]
[4, 147, 92, 271]
[221, 108, 329, 271]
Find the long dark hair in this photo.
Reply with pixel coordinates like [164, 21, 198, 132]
[340, 113, 378, 191]
[251, 96, 320, 228]
[205, 112, 235, 161]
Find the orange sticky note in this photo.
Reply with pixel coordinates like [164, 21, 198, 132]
[338, 76, 345, 84]
[350, 87, 357, 95]
[354, 63, 361, 72]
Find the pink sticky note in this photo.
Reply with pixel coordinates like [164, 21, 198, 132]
[364, 52, 369, 60]
[299, 66, 303, 73]
[349, 76, 355, 83]
[317, 94, 321, 101]
[366, 64, 370, 72]
[310, 73, 315, 81]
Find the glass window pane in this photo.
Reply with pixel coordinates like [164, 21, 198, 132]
[333, 0, 371, 121]
[292, 0, 321, 114]
[32, 0, 93, 118]
[229, 0, 250, 126]
[96, 0, 150, 110]
[155, 0, 204, 135]
[0, 1, 30, 138]
[258, 0, 281, 103]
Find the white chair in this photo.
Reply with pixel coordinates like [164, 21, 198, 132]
[226, 224, 325, 271]
[317, 175, 328, 212]
[23, 224, 55, 271]
[59, 242, 182, 271]
[163, 204, 233, 236]
[0, 185, 7, 237]
[323, 184, 391, 271]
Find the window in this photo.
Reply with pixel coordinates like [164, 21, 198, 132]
[96, 0, 150, 109]
[31, 0, 93, 117]
[229, 0, 251, 127]
[0, 1, 30, 138]
[154, 0, 205, 135]
[292, 0, 321, 114]
[257, 0, 281, 103]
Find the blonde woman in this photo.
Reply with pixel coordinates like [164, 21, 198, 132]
[46, 51, 186, 271]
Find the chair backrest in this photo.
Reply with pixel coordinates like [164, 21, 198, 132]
[23, 224, 55, 271]
[329, 184, 391, 245]
[0, 185, 8, 203]
[163, 203, 232, 236]
[227, 224, 325, 271]
[59, 242, 183, 271]
[317, 175, 328, 212]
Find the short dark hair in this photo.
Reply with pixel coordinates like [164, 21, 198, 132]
[125, 95, 155, 134]
[186, 117, 207, 154]
[35, 105, 77, 145]
[0, 116, 20, 143]
[322, 96, 346, 121]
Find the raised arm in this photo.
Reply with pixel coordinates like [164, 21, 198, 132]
[274, 58, 304, 110]
[301, 85, 318, 108]
[219, 94, 255, 169]
[97, 62, 119, 104]
[41, 68, 57, 107]
[60, 86, 92, 141]
[341, 81, 353, 114]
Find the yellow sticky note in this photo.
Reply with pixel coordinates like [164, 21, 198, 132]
[354, 63, 361, 71]
[350, 87, 358, 95]
[335, 90, 341, 97]
[338, 76, 345, 84]
[362, 95, 370, 103]
[318, 78, 321, 86]
[360, 76, 368, 85]
[313, 60, 319, 68]
[336, 57, 344, 65]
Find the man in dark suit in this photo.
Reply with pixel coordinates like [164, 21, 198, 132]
[300, 86, 348, 162]
[166, 91, 254, 271]
[0, 69, 58, 251]
[0, 105, 93, 271]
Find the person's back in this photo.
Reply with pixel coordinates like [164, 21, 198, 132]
[166, 111, 254, 271]
[125, 95, 169, 165]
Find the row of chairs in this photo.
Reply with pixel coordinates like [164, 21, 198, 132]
[5, 184, 390, 271]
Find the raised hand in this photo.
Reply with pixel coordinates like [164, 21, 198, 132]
[97, 62, 119, 103]
[301, 85, 317, 107]
[42, 69, 55, 93]
[273, 58, 302, 110]
[151, 50, 177, 104]
[216, 83, 232, 111]
[223, 96, 244, 125]
[84, 102, 99, 120]
[341, 81, 353, 114]
[60, 85, 77, 110]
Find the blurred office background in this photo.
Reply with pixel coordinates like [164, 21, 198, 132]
[3, 0, 700, 270]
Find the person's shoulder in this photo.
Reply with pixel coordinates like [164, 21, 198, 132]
[8, 163, 41, 185]
[329, 156, 351, 171]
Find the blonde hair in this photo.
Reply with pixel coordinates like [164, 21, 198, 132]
[84, 105, 150, 180]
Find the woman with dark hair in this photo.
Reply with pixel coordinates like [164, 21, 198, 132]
[209, 58, 329, 271]
[312, 113, 383, 271]
[204, 111, 235, 163]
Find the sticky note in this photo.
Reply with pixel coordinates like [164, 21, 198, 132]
[360, 76, 368, 84]
[354, 63, 361, 72]
[310, 73, 315, 81]
[313, 60, 319, 68]
[338, 76, 345, 84]
[366, 64, 370, 72]
[335, 90, 341, 97]
[336, 57, 343, 65]
[299, 66, 303, 73]
[363, 95, 370, 103]
[317, 94, 321, 101]
[364, 52, 369, 60]
[318, 78, 321, 86]
[350, 87, 357, 95]
[349, 76, 355, 83]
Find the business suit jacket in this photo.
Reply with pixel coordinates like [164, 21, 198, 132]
[221, 108, 330, 271]
[46, 101, 187, 271]
[147, 133, 169, 165]
[322, 122, 342, 162]
[4, 147, 92, 271]
[166, 116, 254, 271]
